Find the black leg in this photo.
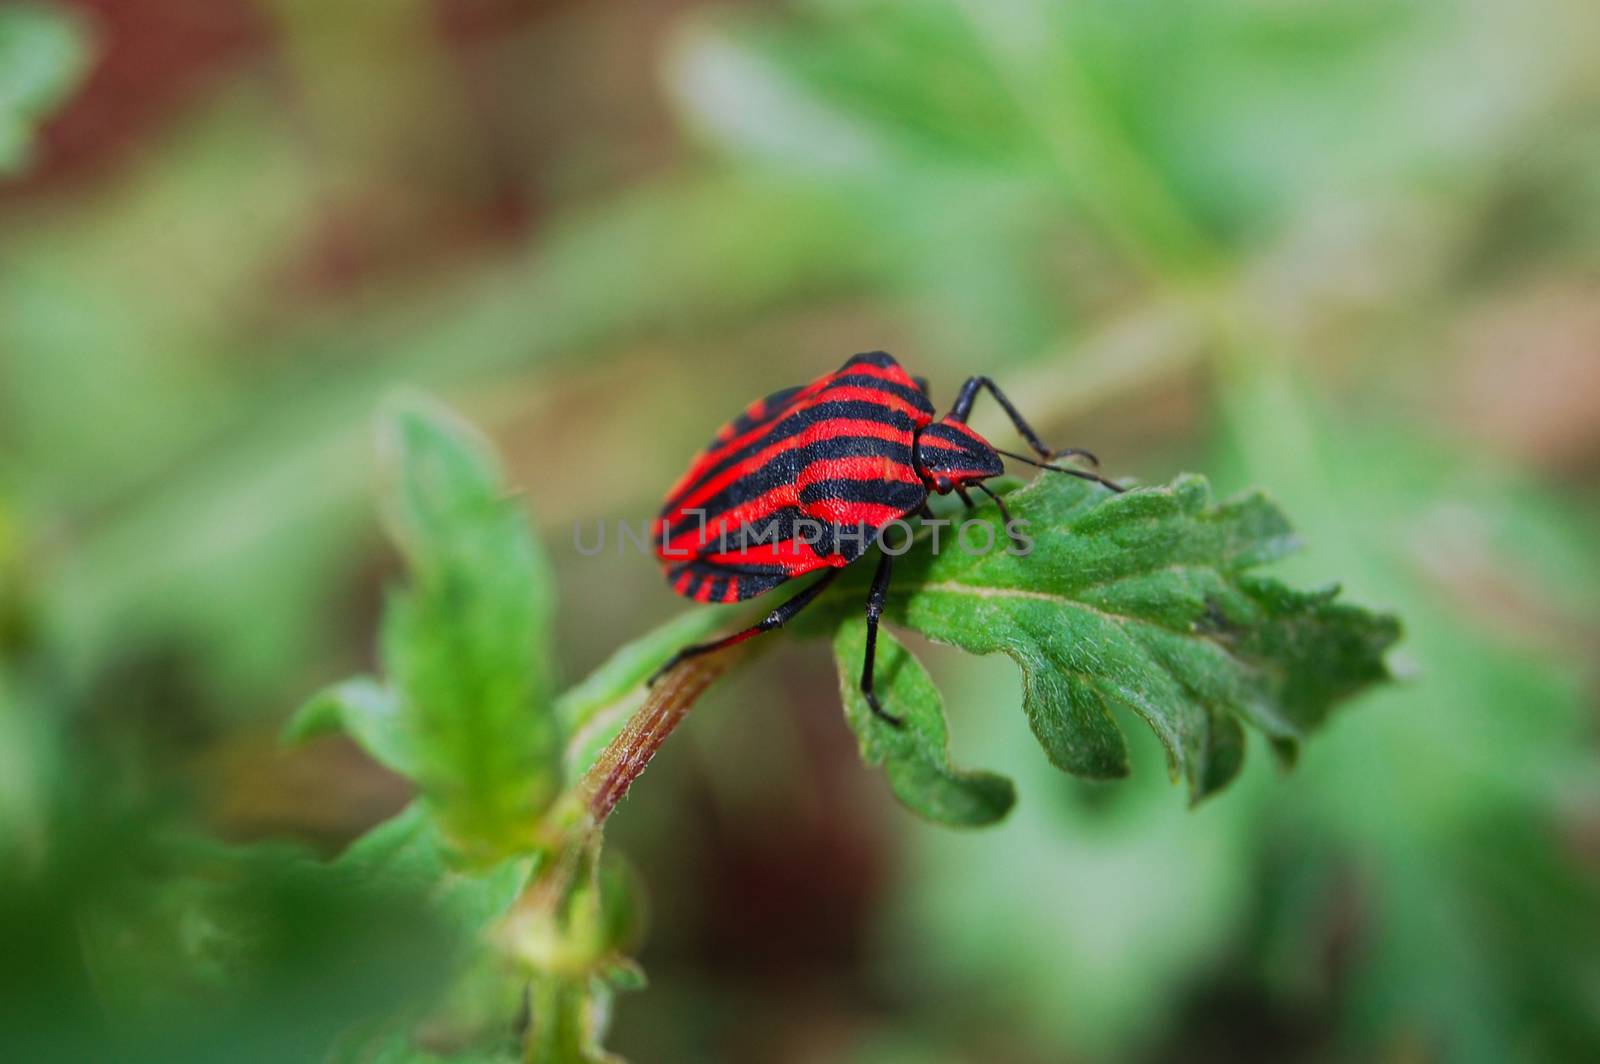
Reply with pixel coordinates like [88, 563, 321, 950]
[860, 550, 902, 726]
[947, 376, 1099, 466]
[976, 482, 1029, 551]
[650, 569, 840, 685]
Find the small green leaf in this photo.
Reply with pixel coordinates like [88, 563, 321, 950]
[338, 804, 534, 937]
[376, 396, 563, 859]
[832, 618, 1015, 826]
[820, 473, 1399, 803]
[283, 676, 418, 779]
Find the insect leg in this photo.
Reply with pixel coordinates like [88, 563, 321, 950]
[860, 549, 903, 726]
[947, 376, 1099, 466]
[649, 569, 840, 686]
[976, 482, 1029, 551]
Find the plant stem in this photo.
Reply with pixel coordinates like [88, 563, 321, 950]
[509, 644, 752, 1061]
[575, 647, 747, 826]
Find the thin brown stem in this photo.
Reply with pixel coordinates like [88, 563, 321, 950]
[500, 639, 752, 985]
[576, 641, 748, 828]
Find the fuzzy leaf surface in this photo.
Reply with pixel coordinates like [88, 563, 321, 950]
[817, 473, 1399, 802]
[373, 399, 563, 858]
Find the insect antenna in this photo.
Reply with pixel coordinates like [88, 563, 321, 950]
[993, 447, 1127, 493]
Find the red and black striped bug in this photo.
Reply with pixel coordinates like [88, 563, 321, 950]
[650, 351, 1123, 724]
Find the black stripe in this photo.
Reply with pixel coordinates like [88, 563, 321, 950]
[922, 423, 981, 443]
[797, 478, 928, 509]
[670, 435, 917, 528]
[666, 554, 789, 602]
[677, 568, 707, 597]
[672, 505, 888, 566]
[703, 367, 920, 453]
[671, 559, 789, 580]
[713, 384, 806, 447]
[844, 351, 897, 370]
[665, 400, 918, 510]
[913, 441, 971, 461]
[823, 373, 933, 411]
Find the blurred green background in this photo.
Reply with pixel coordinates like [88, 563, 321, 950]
[3, 0, 1599, 1060]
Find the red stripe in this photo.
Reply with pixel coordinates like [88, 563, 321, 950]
[805, 499, 910, 528]
[661, 387, 821, 504]
[809, 385, 927, 420]
[663, 465, 924, 554]
[692, 545, 838, 580]
[663, 418, 914, 522]
[838, 362, 918, 386]
[664, 457, 930, 553]
[943, 420, 989, 444]
[930, 466, 994, 481]
[663, 481, 797, 552]
[698, 542, 819, 567]
[795, 454, 921, 490]
[687, 383, 928, 477]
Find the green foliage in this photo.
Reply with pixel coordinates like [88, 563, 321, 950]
[7, 0, 1595, 1058]
[287, 677, 417, 779]
[0, 3, 88, 176]
[290, 398, 564, 861]
[334, 804, 534, 937]
[817, 475, 1397, 817]
[1, 815, 461, 1064]
[283, 400, 653, 1062]
[275, 395, 1395, 1059]
[833, 618, 1016, 826]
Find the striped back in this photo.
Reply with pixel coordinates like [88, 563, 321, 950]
[655, 352, 935, 602]
[912, 417, 1004, 488]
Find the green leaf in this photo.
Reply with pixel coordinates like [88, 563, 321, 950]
[0, 4, 90, 176]
[832, 617, 1015, 826]
[336, 804, 535, 937]
[820, 473, 1399, 803]
[283, 677, 418, 779]
[321, 807, 537, 1063]
[375, 396, 564, 859]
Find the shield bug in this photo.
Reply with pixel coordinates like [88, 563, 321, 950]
[650, 351, 1122, 724]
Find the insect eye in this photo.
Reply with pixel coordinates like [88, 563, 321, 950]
[936, 476, 952, 493]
